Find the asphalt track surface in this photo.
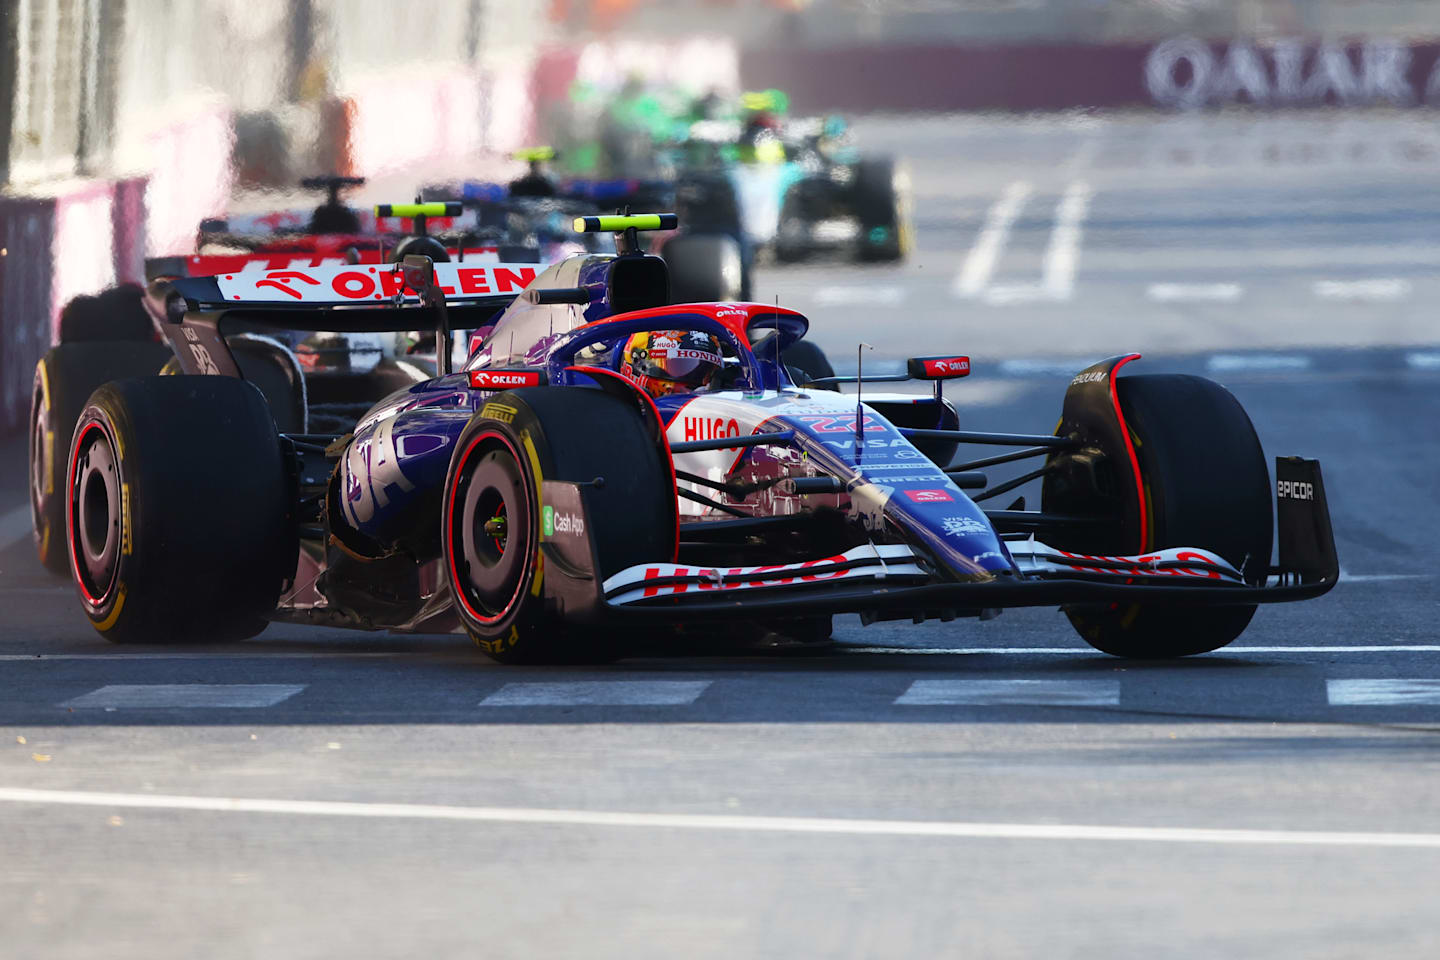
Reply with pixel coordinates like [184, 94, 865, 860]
[3, 112, 1440, 959]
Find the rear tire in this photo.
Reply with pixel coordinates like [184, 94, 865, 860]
[30, 342, 173, 574]
[852, 157, 910, 263]
[1044, 374, 1272, 658]
[664, 233, 744, 303]
[66, 377, 296, 643]
[443, 387, 675, 663]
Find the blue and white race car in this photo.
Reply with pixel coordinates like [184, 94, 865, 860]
[59, 214, 1336, 662]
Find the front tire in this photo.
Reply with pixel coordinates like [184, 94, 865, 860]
[443, 386, 675, 663]
[1044, 374, 1272, 658]
[66, 377, 296, 643]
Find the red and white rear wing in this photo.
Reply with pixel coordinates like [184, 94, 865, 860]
[603, 544, 928, 606]
[181, 247, 504, 278]
[208, 261, 542, 305]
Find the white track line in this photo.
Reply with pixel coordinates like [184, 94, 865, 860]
[1040, 180, 1092, 300]
[1406, 352, 1440, 370]
[3, 787, 1440, 849]
[982, 181, 1092, 305]
[1340, 568, 1430, 583]
[845, 645, 1440, 655]
[1328, 679, 1440, 706]
[998, 358, 1088, 376]
[812, 286, 906, 306]
[1313, 278, 1411, 301]
[1147, 283, 1244, 303]
[895, 678, 1118, 706]
[954, 181, 1031, 298]
[1207, 354, 1312, 372]
[480, 681, 710, 707]
[0, 505, 32, 552]
[61, 684, 307, 709]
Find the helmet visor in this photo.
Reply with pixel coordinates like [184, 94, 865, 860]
[635, 332, 722, 386]
[645, 346, 720, 385]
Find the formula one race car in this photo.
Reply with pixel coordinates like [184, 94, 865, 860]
[553, 86, 909, 264]
[703, 106, 912, 264]
[430, 147, 749, 303]
[647, 91, 911, 264]
[28, 196, 498, 575]
[57, 214, 1336, 662]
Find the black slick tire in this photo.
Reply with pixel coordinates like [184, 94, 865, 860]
[30, 342, 173, 574]
[66, 376, 296, 643]
[1046, 374, 1272, 658]
[443, 387, 674, 664]
[664, 233, 744, 303]
[852, 157, 910, 263]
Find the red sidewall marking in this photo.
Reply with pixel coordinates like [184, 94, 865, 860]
[447, 430, 530, 626]
[1108, 354, 1148, 552]
[68, 419, 112, 608]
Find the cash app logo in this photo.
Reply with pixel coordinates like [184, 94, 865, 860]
[542, 505, 554, 537]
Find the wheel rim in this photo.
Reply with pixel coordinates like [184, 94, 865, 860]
[29, 386, 48, 532]
[69, 422, 121, 603]
[453, 446, 532, 622]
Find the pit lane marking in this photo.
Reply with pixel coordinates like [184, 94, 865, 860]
[812, 286, 907, 306]
[953, 180, 1031, 298]
[1327, 679, 1440, 706]
[480, 681, 711, 707]
[1339, 568, 1429, 583]
[980, 180, 1092, 304]
[895, 679, 1118, 706]
[1147, 283, 1244, 303]
[4, 786, 1440, 850]
[1406, 352, 1440, 370]
[1207, 353, 1311, 372]
[1313, 278, 1411, 301]
[1039, 180, 1092, 301]
[60, 684, 307, 709]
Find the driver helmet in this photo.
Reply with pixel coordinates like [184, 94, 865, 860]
[621, 329, 723, 398]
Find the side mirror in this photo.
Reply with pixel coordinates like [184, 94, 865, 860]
[907, 355, 970, 380]
[402, 255, 436, 303]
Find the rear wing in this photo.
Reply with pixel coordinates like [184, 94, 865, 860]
[170, 261, 541, 310]
[157, 260, 546, 382]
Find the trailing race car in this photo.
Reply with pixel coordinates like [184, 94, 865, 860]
[430, 147, 748, 303]
[29, 198, 504, 575]
[58, 214, 1336, 662]
[550, 86, 909, 264]
[701, 98, 912, 264]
